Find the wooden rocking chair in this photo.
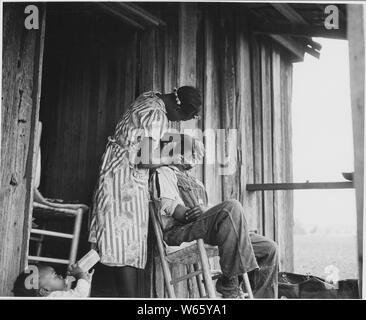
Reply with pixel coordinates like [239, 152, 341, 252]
[149, 200, 254, 299]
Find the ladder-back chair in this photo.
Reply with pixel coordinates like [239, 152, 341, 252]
[28, 121, 89, 269]
[149, 201, 254, 299]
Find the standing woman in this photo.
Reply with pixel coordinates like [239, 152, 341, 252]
[89, 87, 202, 297]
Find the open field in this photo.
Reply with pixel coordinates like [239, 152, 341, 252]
[293, 234, 358, 280]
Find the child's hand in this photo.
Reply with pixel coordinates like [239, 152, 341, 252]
[85, 269, 95, 283]
[67, 263, 87, 280]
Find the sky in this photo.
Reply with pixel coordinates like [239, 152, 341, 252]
[292, 38, 357, 231]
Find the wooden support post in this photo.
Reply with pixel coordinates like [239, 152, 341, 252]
[272, 49, 282, 245]
[250, 35, 264, 234]
[347, 4, 366, 298]
[280, 56, 294, 272]
[261, 41, 275, 239]
[0, 3, 46, 295]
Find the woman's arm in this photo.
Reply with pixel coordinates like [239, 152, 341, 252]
[137, 136, 182, 169]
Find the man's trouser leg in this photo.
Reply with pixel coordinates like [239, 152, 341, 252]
[248, 233, 279, 298]
[164, 199, 259, 277]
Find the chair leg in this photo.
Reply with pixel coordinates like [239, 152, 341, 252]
[155, 244, 175, 298]
[197, 239, 216, 298]
[35, 224, 45, 257]
[162, 260, 176, 298]
[193, 263, 206, 298]
[243, 272, 254, 299]
[187, 264, 195, 298]
[69, 209, 83, 265]
[35, 234, 44, 257]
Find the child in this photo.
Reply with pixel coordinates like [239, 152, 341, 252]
[13, 263, 93, 298]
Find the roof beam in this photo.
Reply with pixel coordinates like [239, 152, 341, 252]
[270, 3, 308, 24]
[252, 22, 347, 39]
[265, 4, 326, 59]
[117, 3, 166, 27]
[96, 3, 166, 29]
[97, 3, 145, 29]
[268, 34, 305, 62]
[304, 43, 320, 59]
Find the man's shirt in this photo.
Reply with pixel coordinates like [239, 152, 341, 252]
[150, 166, 185, 230]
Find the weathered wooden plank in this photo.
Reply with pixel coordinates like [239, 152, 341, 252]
[272, 47, 294, 271]
[167, 2, 199, 298]
[162, 7, 178, 93]
[260, 39, 274, 240]
[178, 2, 199, 139]
[202, 8, 222, 284]
[177, 3, 197, 88]
[219, 10, 238, 202]
[250, 35, 264, 234]
[0, 3, 45, 295]
[203, 11, 222, 207]
[281, 57, 294, 272]
[140, 28, 159, 92]
[347, 4, 366, 298]
[22, 4, 47, 268]
[235, 8, 256, 231]
[271, 49, 282, 245]
[193, 8, 204, 185]
[124, 32, 138, 106]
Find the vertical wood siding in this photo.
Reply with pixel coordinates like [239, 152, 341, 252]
[0, 3, 45, 295]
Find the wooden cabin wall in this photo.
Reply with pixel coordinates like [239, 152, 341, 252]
[199, 5, 294, 271]
[148, 3, 294, 297]
[0, 3, 45, 295]
[200, 5, 294, 269]
[250, 33, 294, 271]
[36, 2, 294, 297]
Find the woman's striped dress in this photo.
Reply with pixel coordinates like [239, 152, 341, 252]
[88, 91, 169, 268]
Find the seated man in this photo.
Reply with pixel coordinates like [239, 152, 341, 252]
[149, 134, 279, 298]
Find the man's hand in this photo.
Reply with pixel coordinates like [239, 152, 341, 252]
[184, 205, 204, 223]
[173, 204, 204, 224]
